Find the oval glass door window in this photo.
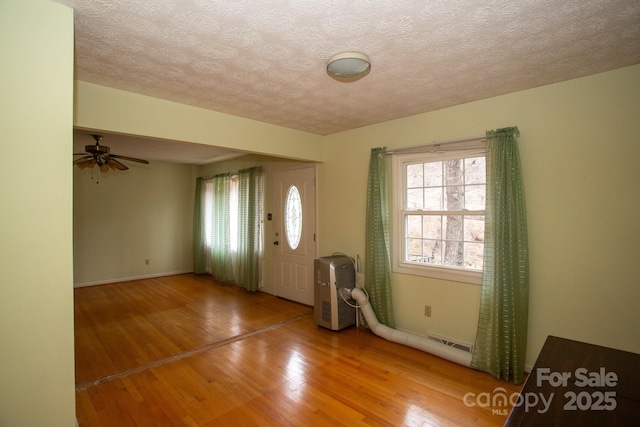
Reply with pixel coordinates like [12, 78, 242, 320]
[285, 185, 302, 249]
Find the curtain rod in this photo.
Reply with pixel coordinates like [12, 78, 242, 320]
[199, 165, 263, 181]
[386, 134, 486, 154]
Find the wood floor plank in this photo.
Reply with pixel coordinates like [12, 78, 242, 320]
[75, 274, 522, 426]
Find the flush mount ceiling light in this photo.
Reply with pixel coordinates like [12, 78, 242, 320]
[326, 51, 371, 82]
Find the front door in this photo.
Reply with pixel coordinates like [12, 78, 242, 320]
[273, 165, 316, 306]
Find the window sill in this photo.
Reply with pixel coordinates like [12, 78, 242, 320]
[393, 262, 482, 285]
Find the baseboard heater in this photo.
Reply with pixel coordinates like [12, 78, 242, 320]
[426, 333, 473, 353]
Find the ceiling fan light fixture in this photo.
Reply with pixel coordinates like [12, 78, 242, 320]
[327, 51, 371, 82]
[73, 134, 149, 178]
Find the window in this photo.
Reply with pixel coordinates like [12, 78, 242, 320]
[229, 175, 239, 252]
[392, 142, 486, 284]
[203, 175, 242, 252]
[199, 169, 264, 287]
[284, 185, 302, 250]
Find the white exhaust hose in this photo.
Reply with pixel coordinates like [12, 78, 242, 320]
[350, 288, 472, 367]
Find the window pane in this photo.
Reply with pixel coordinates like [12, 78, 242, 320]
[464, 215, 485, 242]
[442, 240, 463, 267]
[424, 162, 442, 186]
[422, 239, 440, 264]
[422, 215, 441, 239]
[406, 238, 423, 262]
[406, 215, 422, 238]
[464, 242, 484, 269]
[423, 188, 442, 210]
[444, 186, 464, 210]
[465, 157, 485, 185]
[407, 188, 423, 210]
[284, 185, 302, 250]
[407, 164, 423, 188]
[230, 176, 239, 252]
[465, 184, 485, 210]
[443, 215, 463, 240]
[444, 159, 463, 185]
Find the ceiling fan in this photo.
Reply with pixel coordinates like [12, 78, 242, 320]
[73, 134, 149, 172]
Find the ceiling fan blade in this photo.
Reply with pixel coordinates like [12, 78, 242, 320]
[106, 161, 118, 171]
[75, 158, 96, 170]
[108, 158, 129, 171]
[73, 152, 89, 156]
[73, 155, 93, 164]
[110, 154, 149, 164]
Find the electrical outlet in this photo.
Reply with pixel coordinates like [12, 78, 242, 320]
[145, 259, 150, 265]
[424, 305, 432, 317]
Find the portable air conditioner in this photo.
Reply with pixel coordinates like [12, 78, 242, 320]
[314, 255, 356, 331]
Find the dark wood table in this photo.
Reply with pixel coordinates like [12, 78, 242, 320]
[505, 335, 640, 426]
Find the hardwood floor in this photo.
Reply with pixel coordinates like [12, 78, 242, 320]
[75, 274, 521, 426]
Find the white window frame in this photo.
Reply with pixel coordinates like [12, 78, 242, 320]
[391, 142, 486, 285]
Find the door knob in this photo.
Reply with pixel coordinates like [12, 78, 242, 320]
[273, 241, 279, 245]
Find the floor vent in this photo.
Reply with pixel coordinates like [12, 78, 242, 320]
[427, 334, 473, 353]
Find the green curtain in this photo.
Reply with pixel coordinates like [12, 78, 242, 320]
[471, 126, 529, 384]
[365, 147, 395, 327]
[236, 167, 263, 291]
[193, 177, 207, 273]
[211, 173, 233, 282]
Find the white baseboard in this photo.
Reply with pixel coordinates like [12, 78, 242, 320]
[73, 270, 193, 288]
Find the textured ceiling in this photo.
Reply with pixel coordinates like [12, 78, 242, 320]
[59, 0, 640, 160]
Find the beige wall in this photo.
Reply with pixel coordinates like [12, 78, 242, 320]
[73, 161, 198, 285]
[0, 1, 76, 426]
[319, 65, 640, 367]
[75, 81, 325, 163]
